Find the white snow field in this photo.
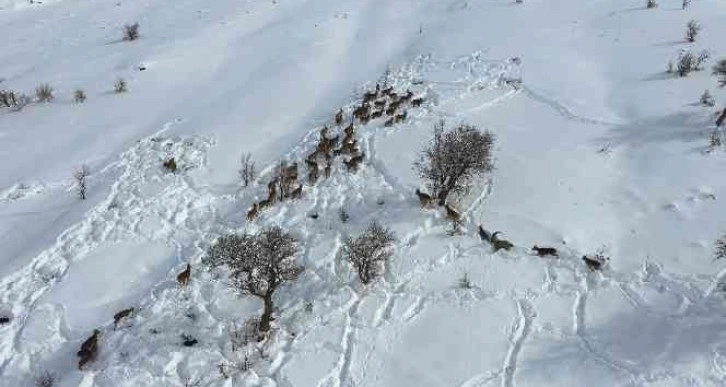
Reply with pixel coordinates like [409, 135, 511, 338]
[2, 0, 726, 385]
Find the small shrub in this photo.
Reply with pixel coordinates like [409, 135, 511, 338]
[1, 90, 31, 111]
[458, 272, 472, 289]
[700, 90, 716, 107]
[343, 221, 396, 285]
[710, 130, 722, 148]
[646, 0, 657, 8]
[123, 23, 140, 41]
[682, 0, 690, 9]
[716, 235, 726, 259]
[35, 84, 53, 103]
[676, 51, 696, 77]
[695, 50, 710, 71]
[35, 370, 55, 387]
[666, 60, 674, 74]
[74, 89, 86, 103]
[685, 20, 701, 43]
[713, 59, 726, 88]
[181, 334, 198, 347]
[339, 208, 350, 223]
[114, 78, 127, 93]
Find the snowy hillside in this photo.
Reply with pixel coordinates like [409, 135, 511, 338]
[2, 0, 726, 385]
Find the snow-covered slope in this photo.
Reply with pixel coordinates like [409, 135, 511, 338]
[2, 0, 726, 386]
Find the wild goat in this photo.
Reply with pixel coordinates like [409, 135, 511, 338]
[324, 160, 332, 178]
[335, 108, 344, 126]
[444, 203, 461, 223]
[177, 263, 191, 288]
[246, 202, 259, 221]
[411, 97, 424, 107]
[478, 225, 492, 242]
[291, 185, 303, 199]
[401, 89, 414, 103]
[415, 188, 433, 208]
[491, 232, 514, 252]
[717, 108, 726, 127]
[77, 329, 101, 370]
[308, 167, 319, 184]
[532, 245, 558, 257]
[113, 307, 134, 329]
[258, 198, 272, 210]
[344, 153, 365, 172]
[344, 121, 355, 137]
[386, 105, 398, 117]
[335, 140, 358, 155]
[582, 255, 607, 271]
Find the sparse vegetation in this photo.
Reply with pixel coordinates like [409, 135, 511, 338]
[123, 23, 140, 41]
[713, 59, 726, 88]
[414, 120, 495, 206]
[700, 90, 716, 107]
[74, 89, 87, 103]
[685, 20, 701, 43]
[35, 84, 54, 103]
[343, 221, 396, 285]
[114, 78, 127, 93]
[204, 227, 303, 334]
[73, 164, 90, 200]
[695, 50, 711, 71]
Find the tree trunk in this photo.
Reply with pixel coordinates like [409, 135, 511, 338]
[259, 293, 274, 333]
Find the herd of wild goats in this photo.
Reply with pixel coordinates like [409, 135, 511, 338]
[71, 82, 609, 371]
[245, 83, 424, 222]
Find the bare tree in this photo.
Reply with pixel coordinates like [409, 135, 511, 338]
[239, 153, 256, 187]
[204, 227, 303, 333]
[685, 20, 701, 43]
[343, 221, 396, 285]
[716, 235, 726, 260]
[414, 120, 495, 206]
[714, 59, 726, 88]
[73, 165, 90, 200]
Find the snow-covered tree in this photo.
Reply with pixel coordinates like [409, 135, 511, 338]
[343, 221, 396, 285]
[414, 120, 495, 206]
[204, 227, 302, 333]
